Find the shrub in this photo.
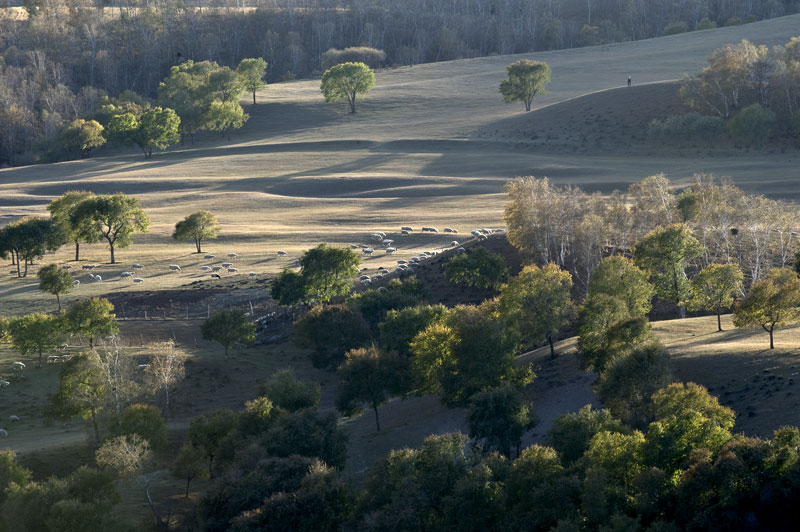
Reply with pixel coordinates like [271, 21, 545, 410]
[379, 304, 448, 357]
[257, 368, 321, 411]
[648, 112, 725, 144]
[321, 47, 386, 70]
[696, 17, 717, 30]
[724, 16, 742, 26]
[444, 247, 509, 290]
[107, 404, 168, 451]
[729, 103, 776, 145]
[294, 304, 371, 368]
[663, 21, 688, 35]
[348, 277, 427, 333]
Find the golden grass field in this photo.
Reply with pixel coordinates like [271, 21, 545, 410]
[2, 16, 800, 526]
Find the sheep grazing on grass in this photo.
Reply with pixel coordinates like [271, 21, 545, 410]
[228, 253, 238, 259]
[169, 265, 182, 272]
[200, 266, 211, 271]
[359, 275, 371, 281]
[350, 244, 360, 249]
[211, 266, 223, 272]
[378, 286, 388, 292]
[0, 429, 7, 437]
[248, 272, 257, 278]
[211, 273, 221, 279]
[222, 262, 233, 268]
[91, 274, 102, 282]
[9, 415, 20, 423]
[381, 239, 394, 246]
[73, 280, 80, 286]
[47, 356, 60, 363]
[227, 268, 239, 273]
[12, 362, 25, 371]
[62, 265, 72, 270]
[401, 230, 410, 236]
[277, 250, 288, 256]
[60, 354, 72, 361]
[0, 380, 9, 387]
[133, 278, 144, 284]
[204, 254, 215, 260]
[457, 247, 466, 254]
[444, 227, 458, 233]
[397, 260, 408, 265]
[385, 247, 396, 254]
[132, 264, 144, 270]
[478, 234, 488, 241]
[81, 264, 97, 270]
[120, 272, 133, 278]
[450, 241, 459, 247]
[401, 226, 413, 231]
[363, 248, 374, 255]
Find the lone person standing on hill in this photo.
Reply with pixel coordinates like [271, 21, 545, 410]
[627, 76, 632, 87]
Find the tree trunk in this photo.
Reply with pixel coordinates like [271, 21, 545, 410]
[373, 402, 381, 431]
[548, 336, 556, 358]
[75, 241, 80, 261]
[56, 293, 61, 311]
[185, 476, 192, 498]
[195, 238, 202, 253]
[38, 348, 43, 367]
[110, 243, 116, 264]
[90, 407, 100, 443]
[252, 90, 256, 105]
[717, 312, 722, 332]
[144, 485, 160, 530]
[769, 327, 774, 349]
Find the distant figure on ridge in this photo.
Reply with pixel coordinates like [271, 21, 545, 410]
[628, 76, 632, 87]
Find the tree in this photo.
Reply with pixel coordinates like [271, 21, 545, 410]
[444, 247, 509, 289]
[498, 263, 574, 358]
[548, 405, 627, 464]
[95, 434, 160, 526]
[588, 256, 654, 316]
[188, 409, 240, 477]
[271, 269, 306, 306]
[64, 298, 118, 348]
[689, 263, 744, 331]
[322, 47, 386, 70]
[0, 450, 32, 501]
[379, 304, 448, 357]
[172, 210, 220, 253]
[48, 190, 100, 261]
[634, 223, 703, 318]
[38, 263, 73, 310]
[499, 59, 551, 112]
[257, 368, 321, 412]
[108, 404, 168, 451]
[170, 443, 209, 498]
[144, 340, 187, 413]
[205, 99, 249, 140]
[49, 355, 110, 442]
[733, 267, 800, 349]
[201, 309, 255, 360]
[294, 304, 371, 368]
[105, 104, 180, 158]
[57, 119, 106, 158]
[320, 62, 375, 114]
[237, 58, 268, 105]
[0, 217, 65, 277]
[336, 346, 407, 431]
[9, 312, 63, 367]
[298, 244, 360, 303]
[728, 103, 776, 145]
[71, 193, 150, 264]
[467, 384, 535, 457]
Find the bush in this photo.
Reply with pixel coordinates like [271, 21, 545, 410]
[663, 21, 688, 35]
[696, 17, 717, 30]
[321, 47, 386, 70]
[444, 247, 509, 290]
[294, 304, 371, 368]
[648, 112, 725, 144]
[548, 405, 627, 464]
[348, 277, 427, 333]
[729, 103, 776, 145]
[724, 16, 742, 26]
[257, 368, 321, 412]
[379, 304, 448, 357]
[107, 404, 168, 451]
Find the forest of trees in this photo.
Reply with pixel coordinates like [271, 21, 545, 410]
[1, 0, 799, 165]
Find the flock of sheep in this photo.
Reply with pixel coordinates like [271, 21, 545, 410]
[0, 362, 26, 437]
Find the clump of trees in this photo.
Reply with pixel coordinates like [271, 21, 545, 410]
[0, 217, 64, 277]
[271, 244, 361, 305]
[444, 247, 509, 289]
[322, 47, 386, 70]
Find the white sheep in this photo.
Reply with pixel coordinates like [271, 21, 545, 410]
[228, 253, 238, 258]
[120, 272, 133, 278]
[0, 429, 7, 437]
[60, 354, 72, 361]
[0, 380, 9, 387]
[450, 241, 459, 247]
[200, 266, 211, 271]
[444, 227, 457, 233]
[9, 415, 20, 423]
[12, 362, 25, 371]
[47, 355, 60, 363]
[277, 250, 288, 256]
[132, 264, 144, 270]
[401, 226, 413, 231]
[82, 264, 96, 270]
[381, 239, 394, 246]
[457, 247, 466, 254]
[401, 230, 410, 236]
[211, 273, 221, 279]
[359, 275, 371, 281]
[204, 254, 216, 260]
[133, 278, 144, 284]
[62, 265, 72, 270]
[222, 262, 233, 268]
[350, 244, 360, 249]
[385, 247, 396, 254]
[169, 264, 182, 272]
[378, 286, 388, 293]
[211, 266, 223, 272]
[73, 280, 80, 286]
[93, 274, 102, 282]
[248, 272, 257, 277]
[363, 248, 374, 255]
[227, 268, 239, 273]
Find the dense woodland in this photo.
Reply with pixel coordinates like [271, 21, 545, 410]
[1, 0, 800, 165]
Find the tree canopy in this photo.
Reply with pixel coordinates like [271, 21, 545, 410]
[9, 312, 63, 367]
[734, 267, 800, 349]
[47, 190, 100, 261]
[0, 217, 65, 277]
[172, 211, 220, 253]
[689, 262, 744, 331]
[38, 263, 73, 310]
[499, 60, 551, 112]
[104, 103, 180, 158]
[201, 309, 256, 360]
[321, 62, 375, 114]
[237, 58, 268, 104]
[71, 193, 150, 264]
[64, 298, 119, 348]
[299, 244, 361, 304]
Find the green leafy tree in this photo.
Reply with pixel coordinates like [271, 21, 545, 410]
[498, 263, 574, 357]
[71, 193, 150, 264]
[237, 57, 268, 104]
[188, 409, 240, 478]
[0, 450, 32, 502]
[299, 244, 360, 303]
[108, 404, 168, 451]
[444, 247, 509, 289]
[733, 267, 800, 349]
[467, 384, 535, 457]
[320, 62, 375, 114]
[0, 217, 65, 277]
[499, 59, 551, 111]
[379, 303, 448, 357]
[38, 263, 73, 310]
[634, 223, 703, 318]
[688, 263, 744, 331]
[589, 256, 655, 316]
[336, 346, 407, 431]
[257, 368, 321, 412]
[9, 312, 63, 367]
[201, 309, 255, 359]
[270, 268, 306, 306]
[106, 104, 180, 158]
[64, 298, 118, 348]
[170, 443, 209, 498]
[548, 405, 627, 464]
[58, 119, 106, 159]
[576, 293, 629, 370]
[411, 305, 533, 406]
[48, 190, 100, 261]
[347, 277, 427, 335]
[294, 304, 371, 368]
[172, 210, 220, 253]
[729, 103, 776, 145]
[205, 99, 249, 140]
[49, 355, 110, 442]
